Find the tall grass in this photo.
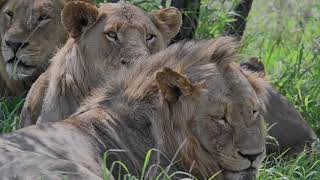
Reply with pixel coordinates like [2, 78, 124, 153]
[0, 97, 23, 133]
[243, 0, 320, 136]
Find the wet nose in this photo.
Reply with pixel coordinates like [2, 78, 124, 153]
[5, 40, 29, 54]
[238, 151, 263, 162]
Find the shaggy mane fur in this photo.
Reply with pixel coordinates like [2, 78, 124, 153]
[86, 37, 269, 106]
[79, 37, 270, 177]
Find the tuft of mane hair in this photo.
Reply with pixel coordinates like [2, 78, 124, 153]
[82, 36, 257, 109]
[240, 67, 271, 111]
[76, 36, 271, 178]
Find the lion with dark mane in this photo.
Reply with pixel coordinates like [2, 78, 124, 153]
[0, 37, 269, 180]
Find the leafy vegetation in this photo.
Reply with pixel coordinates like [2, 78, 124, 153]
[1, 0, 319, 179]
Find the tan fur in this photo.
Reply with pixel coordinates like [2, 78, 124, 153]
[0, 0, 98, 96]
[75, 37, 269, 179]
[81, 37, 269, 178]
[129, 37, 268, 178]
[20, 70, 50, 127]
[21, 2, 182, 126]
[62, 1, 99, 38]
[0, 38, 269, 179]
[0, 0, 72, 95]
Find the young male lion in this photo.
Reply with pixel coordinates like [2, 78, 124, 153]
[0, 0, 75, 95]
[20, 1, 182, 126]
[0, 37, 268, 180]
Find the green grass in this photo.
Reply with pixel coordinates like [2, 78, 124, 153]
[1, 0, 319, 179]
[242, 0, 320, 136]
[100, 148, 320, 180]
[259, 152, 320, 180]
[0, 97, 23, 133]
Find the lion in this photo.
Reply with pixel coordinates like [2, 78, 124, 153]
[0, 0, 76, 96]
[3, 0, 315, 159]
[20, 1, 182, 127]
[240, 58, 317, 155]
[0, 37, 269, 180]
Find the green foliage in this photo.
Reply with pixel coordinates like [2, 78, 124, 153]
[0, 97, 23, 133]
[197, 0, 236, 38]
[259, 151, 320, 180]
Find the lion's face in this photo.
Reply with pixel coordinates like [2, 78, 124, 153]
[61, 2, 181, 75]
[0, 0, 67, 80]
[153, 39, 267, 179]
[193, 64, 266, 180]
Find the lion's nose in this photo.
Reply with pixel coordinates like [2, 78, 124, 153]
[238, 151, 263, 162]
[5, 40, 29, 54]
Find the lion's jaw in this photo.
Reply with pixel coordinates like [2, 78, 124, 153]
[0, 0, 67, 80]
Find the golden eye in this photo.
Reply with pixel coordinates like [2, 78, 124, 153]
[146, 34, 155, 42]
[106, 32, 118, 41]
[253, 110, 259, 118]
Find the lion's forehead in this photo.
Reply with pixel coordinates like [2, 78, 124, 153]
[4, 0, 57, 11]
[99, 3, 151, 25]
[206, 69, 260, 108]
[1, 0, 62, 26]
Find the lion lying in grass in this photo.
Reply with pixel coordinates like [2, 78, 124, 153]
[0, 37, 269, 180]
[20, 1, 182, 126]
[8, 0, 315, 154]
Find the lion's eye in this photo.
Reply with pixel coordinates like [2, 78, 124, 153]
[217, 117, 227, 126]
[253, 110, 259, 118]
[146, 34, 155, 42]
[38, 14, 51, 22]
[5, 10, 13, 19]
[106, 32, 118, 41]
[211, 115, 227, 126]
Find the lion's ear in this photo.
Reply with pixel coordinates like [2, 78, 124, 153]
[240, 57, 266, 78]
[151, 8, 182, 43]
[62, 1, 99, 39]
[156, 67, 200, 103]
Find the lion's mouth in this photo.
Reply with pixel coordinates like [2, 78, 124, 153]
[223, 167, 258, 180]
[227, 167, 257, 173]
[7, 57, 35, 69]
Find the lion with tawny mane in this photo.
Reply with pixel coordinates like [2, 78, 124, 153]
[0, 37, 269, 180]
[0, 0, 72, 95]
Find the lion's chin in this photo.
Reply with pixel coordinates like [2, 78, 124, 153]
[6, 62, 37, 80]
[223, 168, 258, 180]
